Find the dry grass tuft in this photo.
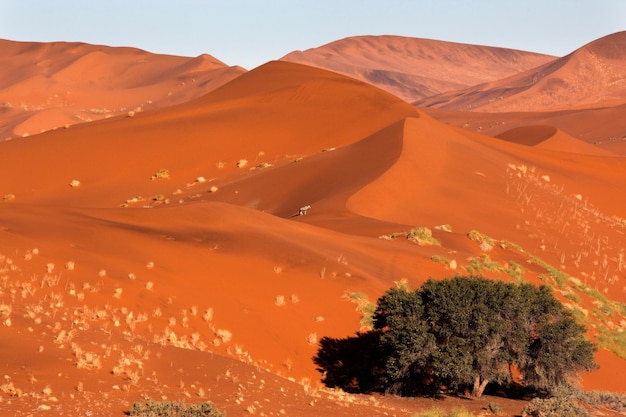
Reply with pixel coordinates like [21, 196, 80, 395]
[216, 329, 232, 343]
[274, 295, 285, 306]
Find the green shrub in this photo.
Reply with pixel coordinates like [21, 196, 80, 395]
[521, 397, 589, 417]
[128, 398, 225, 417]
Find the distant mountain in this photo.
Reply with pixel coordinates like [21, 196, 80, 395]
[0, 39, 246, 139]
[281, 35, 556, 102]
[417, 31, 626, 111]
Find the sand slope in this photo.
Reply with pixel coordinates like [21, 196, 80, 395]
[494, 125, 615, 156]
[417, 31, 626, 111]
[0, 39, 245, 140]
[422, 102, 626, 155]
[1, 47, 625, 417]
[281, 35, 555, 102]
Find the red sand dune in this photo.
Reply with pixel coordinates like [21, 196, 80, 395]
[0, 49, 625, 417]
[281, 35, 555, 102]
[0, 39, 245, 140]
[495, 125, 615, 156]
[422, 104, 626, 155]
[417, 31, 626, 112]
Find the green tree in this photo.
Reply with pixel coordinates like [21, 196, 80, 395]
[375, 288, 437, 394]
[372, 276, 597, 398]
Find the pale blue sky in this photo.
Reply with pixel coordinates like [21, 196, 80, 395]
[1, 0, 624, 69]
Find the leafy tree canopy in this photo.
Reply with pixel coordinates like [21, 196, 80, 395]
[315, 276, 597, 398]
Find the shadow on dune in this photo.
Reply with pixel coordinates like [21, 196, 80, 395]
[313, 331, 388, 394]
[314, 331, 444, 397]
[314, 331, 540, 400]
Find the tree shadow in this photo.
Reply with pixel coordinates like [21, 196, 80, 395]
[314, 331, 540, 401]
[313, 331, 388, 393]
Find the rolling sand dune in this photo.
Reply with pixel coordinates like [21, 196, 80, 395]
[495, 125, 615, 155]
[1, 45, 625, 416]
[422, 103, 626, 155]
[417, 31, 626, 112]
[281, 35, 555, 102]
[0, 61, 418, 209]
[0, 39, 245, 140]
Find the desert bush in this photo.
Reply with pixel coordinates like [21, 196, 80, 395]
[483, 402, 502, 415]
[521, 396, 589, 417]
[576, 390, 626, 412]
[128, 398, 224, 417]
[407, 227, 441, 246]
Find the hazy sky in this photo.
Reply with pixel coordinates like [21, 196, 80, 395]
[1, 0, 624, 69]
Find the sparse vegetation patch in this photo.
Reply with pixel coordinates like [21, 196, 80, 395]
[128, 398, 225, 417]
[343, 291, 376, 330]
[412, 407, 478, 417]
[151, 169, 170, 180]
[521, 396, 589, 417]
[407, 226, 441, 246]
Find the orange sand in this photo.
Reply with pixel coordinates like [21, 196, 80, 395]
[0, 34, 625, 417]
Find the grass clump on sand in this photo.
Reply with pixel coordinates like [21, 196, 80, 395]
[151, 168, 170, 180]
[597, 325, 626, 361]
[407, 226, 441, 246]
[431, 255, 451, 265]
[128, 398, 225, 417]
[345, 292, 376, 330]
[412, 407, 477, 417]
[467, 230, 495, 251]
